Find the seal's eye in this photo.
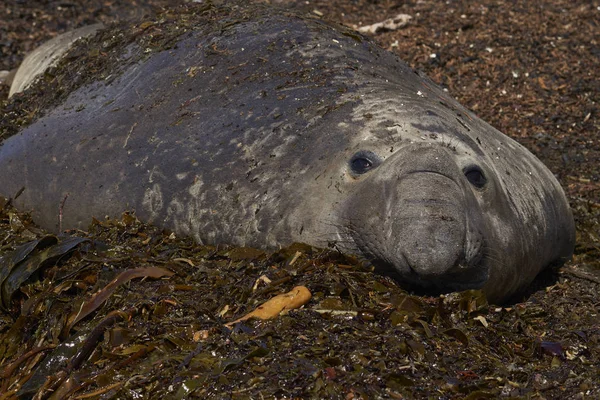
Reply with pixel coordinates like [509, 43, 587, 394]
[349, 150, 381, 175]
[464, 166, 487, 188]
[352, 158, 372, 171]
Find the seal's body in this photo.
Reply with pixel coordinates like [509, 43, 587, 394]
[0, 5, 575, 302]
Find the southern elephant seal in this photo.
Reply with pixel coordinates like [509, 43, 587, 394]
[0, 3, 575, 303]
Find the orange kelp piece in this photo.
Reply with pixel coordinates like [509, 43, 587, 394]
[226, 286, 311, 328]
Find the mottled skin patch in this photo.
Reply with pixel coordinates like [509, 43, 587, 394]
[0, 5, 574, 303]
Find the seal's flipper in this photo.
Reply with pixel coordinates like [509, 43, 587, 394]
[9, 23, 103, 97]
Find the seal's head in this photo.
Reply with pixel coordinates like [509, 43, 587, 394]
[294, 81, 575, 304]
[342, 143, 490, 292]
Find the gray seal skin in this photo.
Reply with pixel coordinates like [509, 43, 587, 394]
[0, 5, 575, 303]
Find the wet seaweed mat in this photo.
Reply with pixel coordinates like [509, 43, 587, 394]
[0, 205, 598, 399]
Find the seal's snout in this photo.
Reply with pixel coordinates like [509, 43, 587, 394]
[393, 172, 468, 280]
[398, 210, 464, 276]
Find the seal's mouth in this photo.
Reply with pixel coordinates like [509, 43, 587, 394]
[347, 219, 490, 294]
[368, 252, 490, 294]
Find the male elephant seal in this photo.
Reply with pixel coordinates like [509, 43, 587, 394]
[0, 3, 575, 303]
